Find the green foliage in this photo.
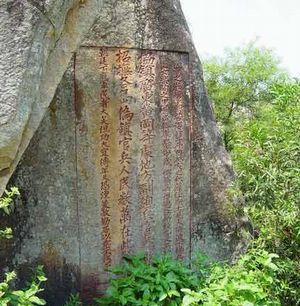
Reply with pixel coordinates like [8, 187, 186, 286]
[95, 250, 281, 306]
[0, 187, 19, 239]
[204, 43, 300, 305]
[0, 187, 19, 215]
[0, 188, 47, 306]
[182, 250, 280, 306]
[0, 187, 19, 240]
[64, 293, 82, 306]
[0, 227, 13, 240]
[95, 254, 199, 305]
[230, 80, 300, 304]
[232, 81, 300, 208]
[203, 42, 287, 150]
[0, 266, 47, 306]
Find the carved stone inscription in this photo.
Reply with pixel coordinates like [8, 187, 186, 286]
[75, 47, 190, 293]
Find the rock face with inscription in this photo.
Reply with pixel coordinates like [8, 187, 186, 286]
[75, 48, 192, 297]
[1, 0, 244, 304]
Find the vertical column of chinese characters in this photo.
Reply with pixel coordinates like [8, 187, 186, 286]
[174, 64, 185, 260]
[99, 48, 112, 267]
[160, 65, 172, 251]
[138, 51, 157, 255]
[115, 49, 134, 254]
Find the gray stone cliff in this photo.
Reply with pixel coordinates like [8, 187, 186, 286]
[0, 0, 243, 304]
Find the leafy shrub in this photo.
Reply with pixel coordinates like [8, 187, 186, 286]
[94, 250, 281, 306]
[0, 187, 19, 239]
[204, 43, 300, 304]
[95, 253, 199, 305]
[0, 188, 47, 306]
[230, 81, 300, 304]
[203, 42, 287, 150]
[182, 250, 280, 306]
[0, 266, 47, 306]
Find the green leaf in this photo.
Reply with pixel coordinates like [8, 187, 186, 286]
[167, 290, 180, 297]
[37, 275, 47, 282]
[158, 293, 167, 301]
[29, 296, 47, 305]
[11, 290, 25, 297]
[182, 294, 200, 306]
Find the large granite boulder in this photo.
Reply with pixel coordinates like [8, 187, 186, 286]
[0, 0, 104, 196]
[1, 0, 244, 304]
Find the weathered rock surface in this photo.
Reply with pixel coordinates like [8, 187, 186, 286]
[0, 0, 104, 196]
[1, 0, 244, 304]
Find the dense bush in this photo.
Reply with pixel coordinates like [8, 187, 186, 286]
[95, 250, 280, 306]
[204, 44, 300, 305]
[182, 250, 280, 306]
[230, 80, 300, 304]
[203, 42, 287, 150]
[95, 254, 200, 305]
